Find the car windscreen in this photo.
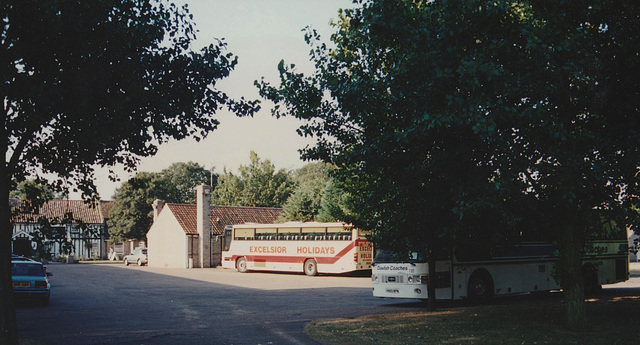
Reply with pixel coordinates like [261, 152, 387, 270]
[11, 263, 45, 276]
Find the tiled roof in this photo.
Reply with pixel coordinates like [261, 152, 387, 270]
[166, 204, 283, 235]
[10, 199, 112, 225]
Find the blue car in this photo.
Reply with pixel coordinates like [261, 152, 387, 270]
[12, 254, 49, 275]
[11, 261, 52, 306]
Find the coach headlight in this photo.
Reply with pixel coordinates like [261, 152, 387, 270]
[408, 275, 413, 283]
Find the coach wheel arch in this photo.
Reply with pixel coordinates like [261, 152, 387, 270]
[467, 269, 494, 300]
[304, 259, 318, 276]
[236, 257, 248, 273]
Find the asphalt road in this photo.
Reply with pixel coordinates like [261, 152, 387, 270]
[16, 263, 409, 345]
[16, 262, 640, 345]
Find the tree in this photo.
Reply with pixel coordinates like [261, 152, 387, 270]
[212, 151, 294, 208]
[280, 162, 334, 222]
[211, 169, 244, 206]
[9, 179, 61, 201]
[160, 162, 214, 204]
[107, 172, 166, 242]
[316, 180, 352, 223]
[107, 162, 212, 241]
[1, 1, 257, 342]
[258, 0, 640, 330]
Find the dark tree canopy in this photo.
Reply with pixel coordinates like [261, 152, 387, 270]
[1, 1, 257, 342]
[259, 0, 640, 330]
[3, 0, 256, 196]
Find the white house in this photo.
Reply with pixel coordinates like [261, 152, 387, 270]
[146, 184, 283, 268]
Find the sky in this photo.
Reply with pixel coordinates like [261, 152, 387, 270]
[90, 0, 354, 199]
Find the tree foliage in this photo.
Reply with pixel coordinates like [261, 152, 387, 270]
[9, 179, 61, 201]
[1, 1, 257, 342]
[259, 0, 640, 330]
[107, 172, 165, 242]
[212, 151, 294, 208]
[316, 179, 352, 223]
[160, 162, 214, 204]
[280, 162, 334, 222]
[107, 162, 212, 241]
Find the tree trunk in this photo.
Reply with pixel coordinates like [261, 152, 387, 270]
[1, 162, 19, 343]
[557, 219, 588, 332]
[427, 253, 437, 311]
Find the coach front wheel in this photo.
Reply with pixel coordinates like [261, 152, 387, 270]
[304, 259, 318, 276]
[236, 257, 248, 273]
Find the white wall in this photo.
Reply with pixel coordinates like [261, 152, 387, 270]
[147, 208, 188, 268]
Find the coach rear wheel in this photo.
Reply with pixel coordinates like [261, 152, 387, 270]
[236, 257, 248, 273]
[304, 259, 318, 276]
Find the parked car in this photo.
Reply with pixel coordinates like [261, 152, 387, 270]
[11, 254, 36, 262]
[123, 248, 147, 266]
[11, 260, 51, 306]
[12, 254, 49, 275]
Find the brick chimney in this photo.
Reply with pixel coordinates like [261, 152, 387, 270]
[152, 199, 164, 222]
[196, 184, 211, 268]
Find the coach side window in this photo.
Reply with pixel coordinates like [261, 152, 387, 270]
[277, 227, 301, 240]
[234, 228, 255, 240]
[255, 227, 277, 240]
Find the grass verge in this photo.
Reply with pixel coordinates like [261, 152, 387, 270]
[306, 291, 640, 345]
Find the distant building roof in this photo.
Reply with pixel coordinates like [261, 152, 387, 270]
[165, 203, 283, 235]
[10, 199, 112, 225]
